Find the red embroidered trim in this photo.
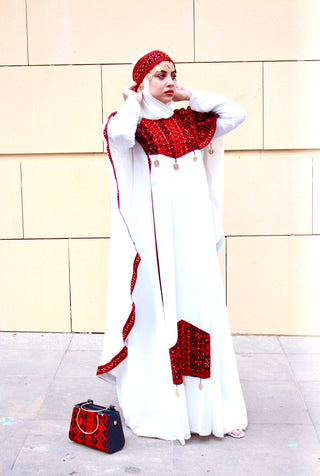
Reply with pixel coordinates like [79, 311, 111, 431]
[132, 50, 174, 86]
[97, 114, 141, 377]
[169, 320, 211, 385]
[136, 107, 217, 159]
[97, 346, 128, 375]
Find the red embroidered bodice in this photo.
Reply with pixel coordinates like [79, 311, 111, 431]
[136, 107, 218, 159]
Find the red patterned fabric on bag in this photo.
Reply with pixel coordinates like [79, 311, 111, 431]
[69, 402, 125, 454]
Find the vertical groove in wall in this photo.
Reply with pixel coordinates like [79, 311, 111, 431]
[262, 62, 265, 150]
[225, 237, 228, 306]
[100, 64, 104, 123]
[193, 0, 196, 62]
[67, 239, 73, 332]
[19, 162, 25, 239]
[312, 158, 314, 235]
[24, 0, 30, 65]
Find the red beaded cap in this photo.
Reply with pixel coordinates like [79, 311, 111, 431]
[132, 50, 174, 86]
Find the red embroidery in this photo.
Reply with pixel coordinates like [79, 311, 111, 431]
[97, 346, 128, 375]
[97, 113, 140, 377]
[132, 50, 174, 86]
[136, 107, 217, 159]
[169, 320, 211, 385]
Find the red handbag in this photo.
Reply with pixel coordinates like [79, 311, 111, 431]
[69, 399, 125, 454]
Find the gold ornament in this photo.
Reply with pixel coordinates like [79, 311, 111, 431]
[154, 159, 160, 167]
[198, 383, 203, 390]
[146, 73, 152, 81]
[155, 65, 162, 72]
[139, 83, 144, 90]
[173, 162, 179, 170]
[167, 61, 173, 69]
[175, 390, 180, 397]
[193, 155, 197, 162]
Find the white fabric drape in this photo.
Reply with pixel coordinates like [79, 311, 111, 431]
[98, 89, 248, 444]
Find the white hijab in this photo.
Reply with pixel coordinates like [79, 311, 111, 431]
[132, 53, 174, 120]
[139, 75, 174, 120]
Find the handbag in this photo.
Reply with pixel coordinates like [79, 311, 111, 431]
[69, 399, 125, 454]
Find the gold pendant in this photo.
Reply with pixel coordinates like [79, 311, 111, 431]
[209, 147, 214, 155]
[173, 162, 179, 170]
[193, 155, 197, 162]
[175, 390, 180, 397]
[146, 73, 152, 81]
[156, 65, 162, 72]
[154, 159, 160, 167]
[198, 383, 203, 390]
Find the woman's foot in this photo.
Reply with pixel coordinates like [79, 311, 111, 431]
[226, 429, 245, 439]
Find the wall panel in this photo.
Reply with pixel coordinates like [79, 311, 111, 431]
[195, 0, 320, 62]
[227, 236, 320, 335]
[224, 157, 313, 235]
[27, 0, 194, 65]
[264, 61, 320, 149]
[0, 66, 102, 154]
[0, 0, 28, 65]
[0, 161, 23, 239]
[22, 155, 110, 238]
[0, 239, 70, 332]
[69, 238, 109, 332]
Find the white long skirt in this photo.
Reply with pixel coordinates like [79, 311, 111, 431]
[116, 151, 247, 445]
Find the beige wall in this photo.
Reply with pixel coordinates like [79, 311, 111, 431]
[1, 0, 320, 335]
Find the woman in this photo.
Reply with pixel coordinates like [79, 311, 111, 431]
[97, 50, 247, 445]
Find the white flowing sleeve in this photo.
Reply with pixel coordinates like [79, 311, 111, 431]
[105, 96, 142, 154]
[189, 90, 246, 139]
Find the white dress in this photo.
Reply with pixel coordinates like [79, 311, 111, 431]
[98, 90, 248, 444]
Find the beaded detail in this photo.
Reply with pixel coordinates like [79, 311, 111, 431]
[132, 50, 174, 86]
[136, 107, 218, 160]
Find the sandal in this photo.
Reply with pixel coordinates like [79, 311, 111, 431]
[226, 429, 245, 439]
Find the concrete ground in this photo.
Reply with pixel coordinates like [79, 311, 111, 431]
[0, 332, 319, 476]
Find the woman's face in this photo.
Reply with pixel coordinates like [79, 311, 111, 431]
[148, 61, 177, 103]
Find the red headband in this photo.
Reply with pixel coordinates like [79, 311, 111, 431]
[132, 50, 174, 86]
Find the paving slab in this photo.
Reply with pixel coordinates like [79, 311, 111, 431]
[236, 353, 293, 381]
[37, 377, 117, 421]
[299, 381, 320, 425]
[279, 336, 320, 354]
[54, 350, 101, 379]
[286, 354, 320, 382]
[173, 423, 320, 476]
[0, 332, 72, 350]
[9, 418, 173, 476]
[69, 333, 104, 350]
[242, 380, 311, 424]
[232, 335, 283, 354]
[1, 332, 320, 476]
[0, 376, 51, 421]
[0, 349, 66, 378]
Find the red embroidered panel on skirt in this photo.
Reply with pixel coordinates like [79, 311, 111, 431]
[169, 320, 211, 385]
[136, 107, 217, 159]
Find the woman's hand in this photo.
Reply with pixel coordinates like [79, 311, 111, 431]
[172, 85, 195, 102]
[122, 82, 143, 103]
